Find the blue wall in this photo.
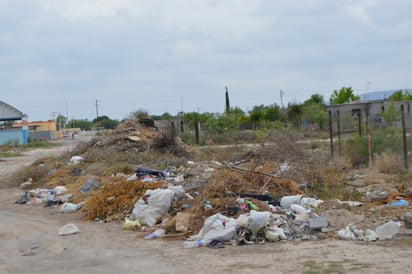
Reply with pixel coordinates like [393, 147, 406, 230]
[0, 129, 29, 145]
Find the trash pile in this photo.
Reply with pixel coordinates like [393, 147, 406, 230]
[12, 118, 412, 246]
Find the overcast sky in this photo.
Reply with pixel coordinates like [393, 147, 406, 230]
[1, 0, 411, 121]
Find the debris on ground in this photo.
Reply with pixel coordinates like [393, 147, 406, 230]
[10, 118, 412, 249]
[58, 223, 80, 236]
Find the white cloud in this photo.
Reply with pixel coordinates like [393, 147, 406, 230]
[1, 0, 411, 121]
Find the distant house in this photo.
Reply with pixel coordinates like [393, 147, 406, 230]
[327, 98, 412, 133]
[13, 120, 58, 141]
[0, 100, 28, 145]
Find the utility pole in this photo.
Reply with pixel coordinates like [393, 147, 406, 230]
[280, 90, 285, 108]
[65, 101, 68, 130]
[94, 99, 99, 120]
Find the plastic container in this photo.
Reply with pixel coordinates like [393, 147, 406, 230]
[280, 195, 303, 209]
[375, 221, 400, 240]
[144, 228, 166, 240]
[290, 204, 306, 214]
[265, 230, 280, 242]
[183, 240, 208, 248]
[122, 219, 141, 230]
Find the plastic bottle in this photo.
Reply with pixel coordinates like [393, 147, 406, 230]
[144, 228, 166, 240]
[375, 221, 400, 240]
[183, 239, 211, 248]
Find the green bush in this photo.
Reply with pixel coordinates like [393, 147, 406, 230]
[342, 126, 403, 167]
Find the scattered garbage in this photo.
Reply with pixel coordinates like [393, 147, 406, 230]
[403, 212, 412, 228]
[309, 217, 328, 230]
[280, 195, 322, 210]
[69, 156, 84, 165]
[238, 194, 280, 206]
[58, 223, 80, 236]
[144, 228, 166, 240]
[131, 186, 185, 227]
[129, 167, 169, 182]
[369, 191, 389, 202]
[337, 226, 357, 241]
[337, 221, 400, 241]
[184, 214, 237, 248]
[387, 199, 409, 207]
[176, 212, 194, 232]
[10, 117, 412, 249]
[248, 210, 271, 237]
[375, 221, 400, 240]
[47, 168, 57, 176]
[80, 176, 100, 194]
[53, 186, 67, 195]
[265, 229, 281, 242]
[19, 178, 33, 189]
[72, 168, 82, 176]
[15, 191, 29, 204]
[123, 219, 141, 230]
[59, 202, 84, 214]
[15, 186, 69, 206]
[280, 195, 303, 209]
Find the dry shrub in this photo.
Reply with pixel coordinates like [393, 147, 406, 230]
[166, 166, 299, 235]
[244, 132, 350, 199]
[375, 152, 404, 174]
[2, 157, 61, 188]
[82, 177, 165, 221]
[43, 166, 80, 187]
[151, 121, 191, 157]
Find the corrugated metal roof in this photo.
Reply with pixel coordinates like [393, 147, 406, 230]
[359, 89, 411, 102]
[0, 100, 25, 121]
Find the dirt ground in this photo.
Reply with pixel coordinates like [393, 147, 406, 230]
[1, 141, 412, 274]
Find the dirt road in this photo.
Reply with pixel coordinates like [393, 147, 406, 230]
[1, 142, 412, 273]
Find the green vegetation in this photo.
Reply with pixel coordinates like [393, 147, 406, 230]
[0, 151, 22, 158]
[379, 102, 401, 125]
[329, 86, 359, 104]
[390, 89, 412, 101]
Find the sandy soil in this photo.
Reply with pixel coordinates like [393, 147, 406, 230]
[1, 142, 412, 274]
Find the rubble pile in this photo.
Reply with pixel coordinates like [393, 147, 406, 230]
[12, 119, 412, 248]
[88, 119, 157, 153]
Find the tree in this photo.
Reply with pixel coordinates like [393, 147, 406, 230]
[182, 112, 214, 128]
[264, 104, 281, 121]
[249, 105, 265, 130]
[302, 103, 327, 129]
[380, 102, 401, 125]
[92, 115, 110, 123]
[329, 87, 360, 104]
[67, 119, 93, 130]
[390, 89, 412, 101]
[225, 86, 230, 114]
[92, 115, 119, 129]
[304, 93, 325, 106]
[287, 103, 303, 128]
[98, 118, 120, 129]
[151, 112, 174, 120]
[56, 115, 67, 130]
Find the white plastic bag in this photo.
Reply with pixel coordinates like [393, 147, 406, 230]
[69, 156, 84, 165]
[59, 202, 83, 213]
[185, 213, 237, 247]
[375, 221, 400, 240]
[248, 210, 271, 237]
[337, 227, 356, 240]
[131, 186, 185, 227]
[58, 223, 80, 236]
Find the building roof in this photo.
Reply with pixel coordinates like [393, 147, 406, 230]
[359, 89, 411, 102]
[0, 100, 26, 121]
